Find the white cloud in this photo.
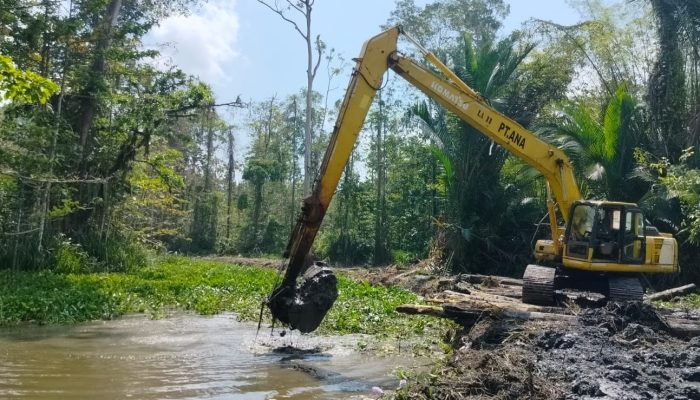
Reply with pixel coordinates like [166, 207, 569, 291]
[146, 1, 240, 84]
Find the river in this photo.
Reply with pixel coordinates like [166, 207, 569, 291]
[0, 313, 425, 399]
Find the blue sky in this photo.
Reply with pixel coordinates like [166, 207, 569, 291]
[148, 0, 582, 104]
[145, 0, 584, 152]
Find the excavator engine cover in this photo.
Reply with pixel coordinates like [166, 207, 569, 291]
[267, 262, 338, 333]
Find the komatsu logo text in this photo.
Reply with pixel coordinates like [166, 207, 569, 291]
[498, 122, 526, 149]
[430, 81, 469, 111]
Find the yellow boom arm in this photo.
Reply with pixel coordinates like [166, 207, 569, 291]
[280, 27, 581, 284]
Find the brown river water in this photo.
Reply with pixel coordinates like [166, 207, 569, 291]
[0, 313, 426, 399]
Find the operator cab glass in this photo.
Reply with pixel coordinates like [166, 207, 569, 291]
[565, 203, 645, 264]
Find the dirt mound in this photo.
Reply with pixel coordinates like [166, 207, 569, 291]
[399, 304, 700, 399]
[579, 301, 668, 333]
[536, 311, 699, 399]
[398, 319, 564, 399]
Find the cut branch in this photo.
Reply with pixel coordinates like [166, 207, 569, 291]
[256, 0, 307, 39]
[645, 284, 697, 302]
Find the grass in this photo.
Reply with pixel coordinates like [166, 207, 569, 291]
[653, 293, 700, 310]
[0, 257, 450, 339]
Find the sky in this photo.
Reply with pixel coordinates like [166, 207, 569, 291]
[145, 0, 584, 150]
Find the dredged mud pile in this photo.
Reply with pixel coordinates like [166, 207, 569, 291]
[398, 303, 700, 400]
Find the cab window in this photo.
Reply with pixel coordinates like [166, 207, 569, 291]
[623, 210, 645, 262]
[567, 204, 595, 258]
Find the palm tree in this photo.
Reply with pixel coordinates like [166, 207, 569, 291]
[539, 85, 644, 202]
[412, 33, 536, 273]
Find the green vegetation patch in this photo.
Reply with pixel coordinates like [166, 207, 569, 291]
[0, 257, 447, 338]
[654, 293, 700, 310]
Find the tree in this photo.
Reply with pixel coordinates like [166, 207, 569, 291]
[0, 55, 57, 105]
[256, 0, 325, 196]
[369, 90, 390, 265]
[411, 33, 537, 273]
[540, 85, 645, 202]
[239, 97, 290, 253]
[387, 0, 509, 51]
[646, 0, 700, 161]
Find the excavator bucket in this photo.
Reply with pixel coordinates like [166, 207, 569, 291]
[267, 262, 338, 333]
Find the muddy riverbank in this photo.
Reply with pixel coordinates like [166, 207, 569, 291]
[396, 302, 700, 399]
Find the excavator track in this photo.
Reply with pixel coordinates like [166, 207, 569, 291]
[522, 264, 556, 306]
[608, 276, 644, 302]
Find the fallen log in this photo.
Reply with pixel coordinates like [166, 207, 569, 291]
[396, 304, 446, 318]
[458, 274, 523, 287]
[439, 290, 568, 314]
[661, 316, 700, 338]
[447, 296, 568, 314]
[397, 302, 575, 324]
[452, 303, 575, 322]
[444, 289, 521, 305]
[645, 284, 697, 302]
[479, 286, 522, 299]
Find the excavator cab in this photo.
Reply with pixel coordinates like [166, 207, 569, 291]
[559, 200, 677, 275]
[564, 201, 645, 264]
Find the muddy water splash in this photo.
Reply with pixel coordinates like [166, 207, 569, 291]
[0, 313, 423, 399]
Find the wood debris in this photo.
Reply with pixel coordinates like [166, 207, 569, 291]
[645, 283, 697, 302]
[395, 275, 699, 338]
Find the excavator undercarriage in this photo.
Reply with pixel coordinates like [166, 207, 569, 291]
[522, 265, 645, 306]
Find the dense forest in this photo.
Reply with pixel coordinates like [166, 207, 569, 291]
[1, 0, 699, 285]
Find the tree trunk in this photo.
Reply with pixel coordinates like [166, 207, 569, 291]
[203, 109, 214, 192]
[38, 0, 74, 252]
[373, 91, 388, 265]
[255, 0, 321, 197]
[648, 0, 687, 160]
[226, 128, 235, 240]
[303, 2, 314, 196]
[252, 183, 264, 246]
[11, 208, 22, 271]
[289, 98, 298, 231]
[78, 0, 122, 172]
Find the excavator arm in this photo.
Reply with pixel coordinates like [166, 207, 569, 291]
[267, 26, 581, 332]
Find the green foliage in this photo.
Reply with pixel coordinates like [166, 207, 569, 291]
[429, 144, 453, 195]
[242, 159, 284, 185]
[51, 235, 91, 274]
[260, 219, 285, 253]
[0, 257, 447, 338]
[191, 192, 220, 252]
[0, 55, 57, 104]
[236, 193, 249, 210]
[316, 177, 376, 265]
[654, 293, 700, 310]
[320, 277, 436, 336]
[541, 84, 644, 201]
[392, 250, 416, 266]
[411, 31, 540, 274]
[387, 0, 509, 49]
[317, 231, 374, 265]
[641, 148, 700, 243]
[48, 230, 149, 274]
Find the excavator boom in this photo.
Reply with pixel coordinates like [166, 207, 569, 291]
[267, 27, 583, 332]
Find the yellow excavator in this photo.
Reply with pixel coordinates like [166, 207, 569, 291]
[266, 27, 679, 333]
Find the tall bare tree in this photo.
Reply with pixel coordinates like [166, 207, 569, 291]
[226, 126, 235, 240]
[256, 0, 324, 196]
